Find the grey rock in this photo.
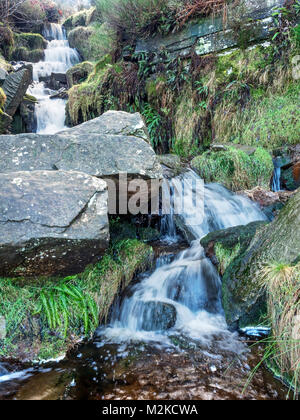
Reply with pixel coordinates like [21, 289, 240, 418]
[0, 68, 7, 85]
[0, 111, 162, 213]
[0, 316, 6, 340]
[2, 66, 33, 117]
[0, 170, 109, 277]
[141, 301, 177, 331]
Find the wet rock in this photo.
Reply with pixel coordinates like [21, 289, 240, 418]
[0, 111, 162, 214]
[221, 190, 300, 328]
[2, 65, 33, 117]
[50, 87, 68, 100]
[0, 170, 109, 277]
[282, 161, 300, 191]
[135, 0, 284, 58]
[49, 72, 67, 90]
[141, 301, 177, 331]
[11, 95, 37, 134]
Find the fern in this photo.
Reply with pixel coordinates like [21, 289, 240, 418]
[37, 282, 98, 338]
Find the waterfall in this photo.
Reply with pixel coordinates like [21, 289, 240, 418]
[28, 23, 80, 135]
[102, 170, 267, 346]
[272, 156, 282, 192]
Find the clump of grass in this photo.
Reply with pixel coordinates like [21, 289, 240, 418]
[191, 147, 273, 191]
[0, 240, 153, 361]
[257, 262, 300, 397]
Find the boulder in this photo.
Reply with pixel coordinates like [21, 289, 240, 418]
[2, 65, 33, 117]
[220, 190, 300, 328]
[141, 301, 177, 331]
[0, 111, 162, 214]
[237, 187, 298, 219]
[66, 61, 93, 88]
[0, 170, 109, 277]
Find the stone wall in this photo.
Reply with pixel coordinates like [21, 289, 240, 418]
[135, 0, 285, 58]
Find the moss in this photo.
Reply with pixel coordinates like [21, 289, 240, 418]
[0, 26, 14, 59]
[0, 87, 6, 110]
[0, 240, 154, 362]
[66, 61, 94, 87]
[191, 146, 273, 191]
[234, 83, 300, 149]
[24, 93, 38, 103]
[68, 22, 115, 62]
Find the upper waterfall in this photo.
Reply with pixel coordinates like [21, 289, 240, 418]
[28, 23, 80, 135]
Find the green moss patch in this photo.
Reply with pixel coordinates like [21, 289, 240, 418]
[191, 147, 273, 191]
[0, 240, 154, 362]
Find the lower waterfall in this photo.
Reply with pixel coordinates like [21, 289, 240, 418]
[101, 170, 267, 346]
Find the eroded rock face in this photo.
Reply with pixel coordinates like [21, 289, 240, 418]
[0, 170, 109, 277]
[0, 111, 162, 213]
[220, 191, 300, 328]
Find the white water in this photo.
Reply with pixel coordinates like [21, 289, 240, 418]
[102, 170, 267, 349]
[28, 23, 80, 134]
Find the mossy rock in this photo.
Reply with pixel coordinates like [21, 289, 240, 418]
[68, 26, 95, 61]
[0, 239, 154, 362]
[66, 61, 94, 88]
[221, 190, 300, 328]
[14, 33, 47, 50]
[191, 146, 273, 191]
[0, 87, 6, 109]
[63, 7, 99, 31]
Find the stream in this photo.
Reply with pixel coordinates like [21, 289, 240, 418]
[0, 24, 291, 401]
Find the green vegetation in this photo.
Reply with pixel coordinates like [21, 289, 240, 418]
[63, 7, 98, 31]
[0, 240, 153, 361]
[257, 262, 300, 397]
[96, 0, 226, 39]
[215, 243, 241, 276]
[0, 87, 6, 110]
[66, 61, 94, 87]
[14, 32, 47, 50]
[68, 22, 116, 62]
[191, 147, 273, 191]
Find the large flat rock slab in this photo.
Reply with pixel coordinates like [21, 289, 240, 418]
[0, 170, 109, 277]
[0, 111, 161, 179]
[0, 111, 162, 214]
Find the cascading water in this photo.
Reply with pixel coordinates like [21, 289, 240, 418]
[28, 23, 80, 134]
[102, 170, 267, 348]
